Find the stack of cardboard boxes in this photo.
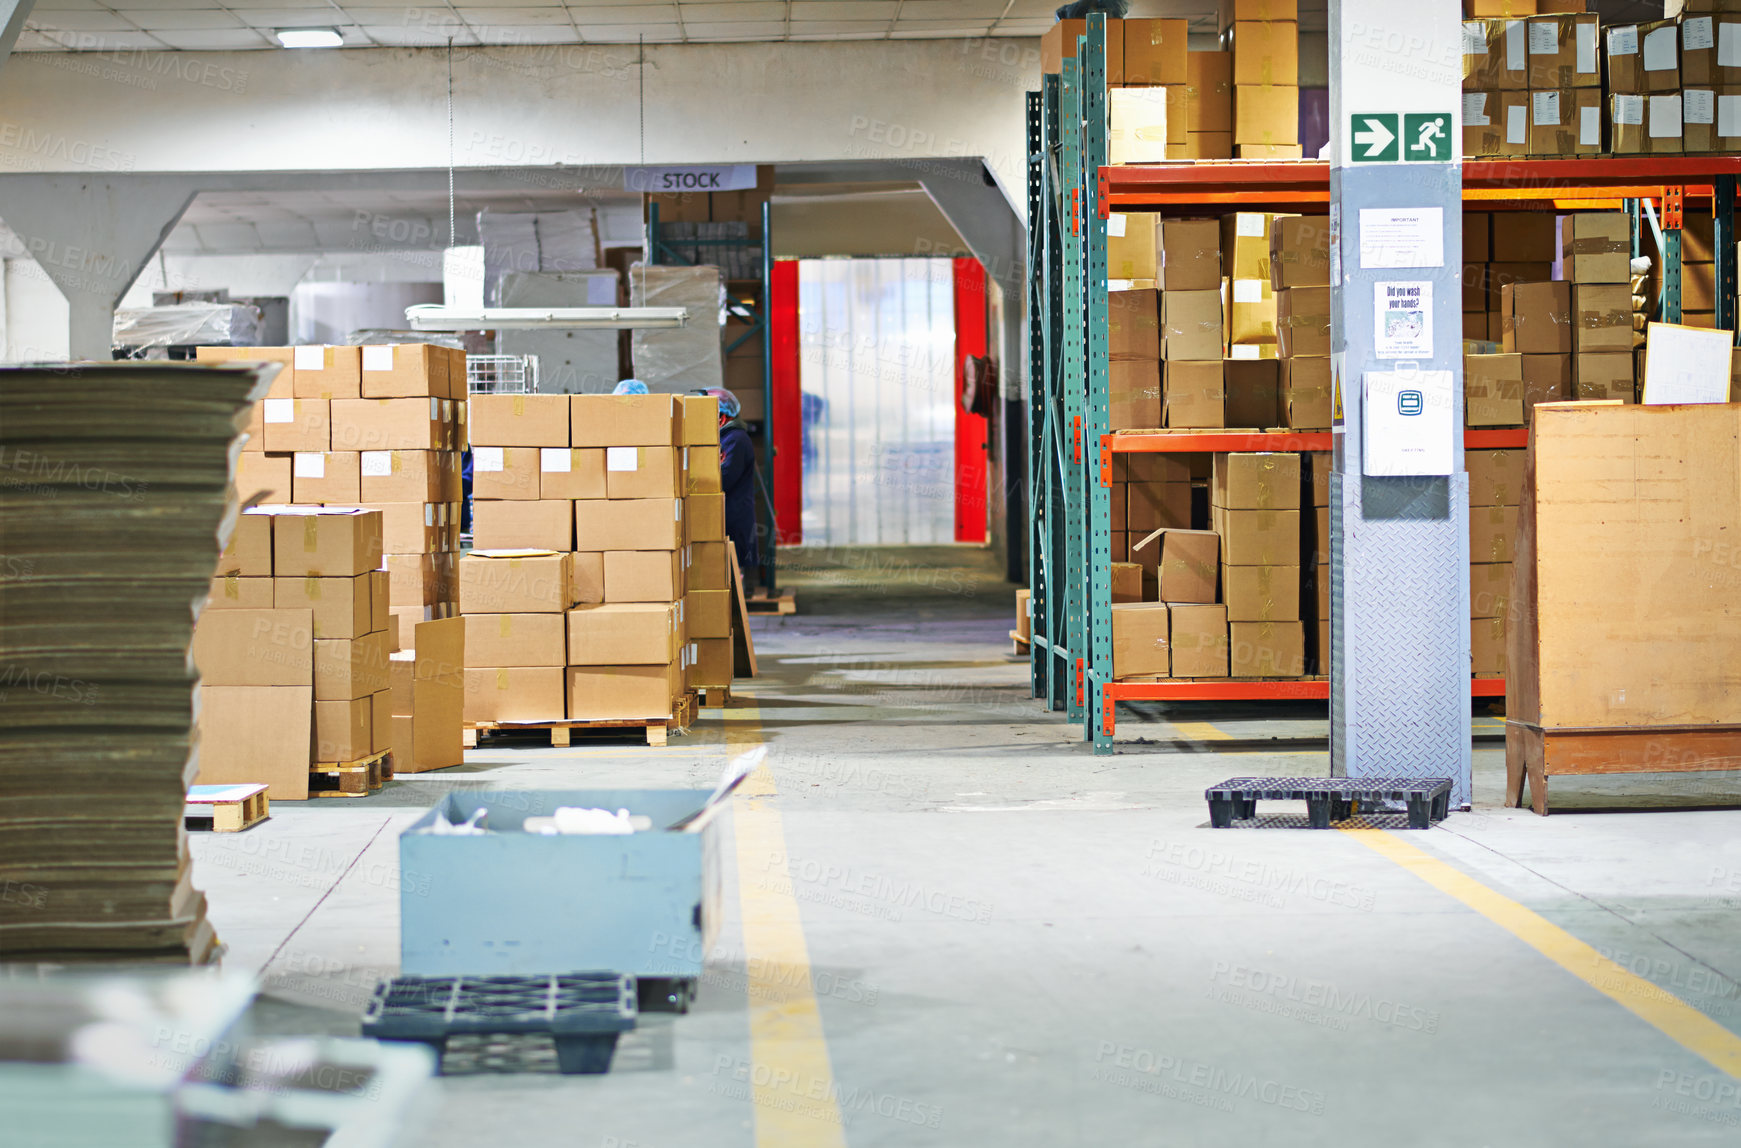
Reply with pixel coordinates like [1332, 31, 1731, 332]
[1305, 452, 1331, 673]
[1561, 212, 1636, 399]
[1161, 220, 1227, 427]
[1043, 18, 1235, 161]
[1110, 527, 1227, 680]
[195, 507, 391, 799]
[1468, 449, 1523, 677]
[1179, 50, 1235, 158]
[1109, 454, 1192, 592]
[1224, 0, 1301, 159]
[1271, 214, 1333, 428]
[1222, 212, 1277, 360]
[1109, 286, 1163, 430]
[1463, 212, 1554, 344]
[1212, 453, 1305, 677]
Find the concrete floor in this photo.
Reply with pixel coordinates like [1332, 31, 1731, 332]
[192, 548, 1741, 1146]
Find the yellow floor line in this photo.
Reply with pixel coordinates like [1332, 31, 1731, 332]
[727, 693, 850, 1147]
[1171, 721, 1232, 742]
[1344, 828, 1741, 1079]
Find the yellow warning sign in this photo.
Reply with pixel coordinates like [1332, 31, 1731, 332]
[1331, 367, 1344, 425]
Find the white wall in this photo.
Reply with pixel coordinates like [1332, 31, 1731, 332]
[0, 39, 1039, 213]
[3, 258, 70, 361]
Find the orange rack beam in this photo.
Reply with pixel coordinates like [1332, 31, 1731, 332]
[1100, 677, 1505, 706]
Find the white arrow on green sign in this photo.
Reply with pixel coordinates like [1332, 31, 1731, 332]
[1351, 114, 1398, 162]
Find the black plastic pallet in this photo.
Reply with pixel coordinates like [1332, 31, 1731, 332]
[362, 973, 637, 1075]
[1206, 777, 1453, 830]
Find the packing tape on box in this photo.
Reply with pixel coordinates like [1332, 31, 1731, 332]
[223, 574, 240, 599]
[496, 668, 509, 690]
[512, 395, 526, 416]
[1581, 308, 1633, 328]
[304, 576, 322, 598]
[303, 517, 319, 551]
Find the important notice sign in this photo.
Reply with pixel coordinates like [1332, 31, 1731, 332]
[624, 165, 759, 193]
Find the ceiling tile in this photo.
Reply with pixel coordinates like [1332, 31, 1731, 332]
[888, 27, 991, 38]
[787, 29, 885, 38]
[24, 27, 168, 47]
[579, 22, 683, 39]
[789, 1, 897, 19]
[148, 27, 276, 45]
[12, 30, 76, 48]
[678, 2, 787, 19]
[566, 4, 680, 22]
[232, 8, 347, 26]
[27, 0, 106, 9]
[680, 20, 786, 36]
[787, 19, 888, 32]
[104, 0, 227, 8]
[119, 9, 247, 29]
[891, 20, 995, 31]
[25, 11, 139, 30]
[468, 22, 584, 41]
[361, 23, 481, 43]
[897, 0, 1006, 16]
[459, 7, 577, 23]
[347, 6, 465, 24]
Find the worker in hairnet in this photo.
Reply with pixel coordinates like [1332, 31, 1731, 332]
[613, 378, 650, 395]
[699, 387, 758, 588]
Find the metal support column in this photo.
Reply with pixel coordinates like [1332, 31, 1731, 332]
[1662, 185, 1684, 324]
[1080, 15, 1114, 751]
[1059, 58, 1087, 725]
[1716, 176, 1736, 341]
[1329, 0, 1472, 806]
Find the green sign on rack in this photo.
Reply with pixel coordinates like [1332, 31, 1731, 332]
[1350, 114, 1399, 162]
[1403, 113, 1453, 162]
[1350, 113, 1454, 163]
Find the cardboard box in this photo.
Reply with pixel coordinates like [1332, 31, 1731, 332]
[1467, 448, 1526, 505]
[1108, 212, 1159, 280]
[208, 574, 274, 610]
[604, 445, 683, 500]
[1112, 602, 1171, 678]
[535, 447, 608, 500]
[1520, 353, 1572, 424]
[262, 397, 330, 453]
[1465, 213, 1492, 264]
[220, 512, 274, 577]
[1162, 86, 1192, 146]
[1465, 312, 1490, 341]
[1467, 0, 1535, 12]
[576, 498, 684, 551]
[1110, 360, 1163, 429]
[234, 450, 291, 503]
[1125, 18, 1189, 83]
[1109, 88, 1170, 165]
[1607, 20, 1681, 94]
[1212, 506, 1300, 565]
[314, 696, 372, 763]
[374, 501, 437, 553]
[469, 394, 570, 447]
[1465, 353, 1525, 426]
[1160, 220, 1221, 291]
[1470, 503, 1520, 563]
[1524, 14, 1600, 88]
[1144, 529, 1215, 603]
[572, 551, 605, 605]
[330, 398, 443, 451]
[1528, 87, 1602, 155]
[1126, 481, 1192, 533]
[1463, 19, 1530, 90]
[1502, 281, 1572, 354]
[1042, 18, 1123, 80]
[1110, 561, 1144, 603]
[1167, 603, 1228, 677]
[572, 394, 680, 448]
[293, 345, 363, 400]
[1611, 93, 1684, 153]
[193, 607, 313, 686]
[1220, 213, 1274, 281]
[685, 445, 722, 495]
[1308, 505, 1331, 566]
[465, 666, 566, 723]
[287, 451, 357, 504]
[196, 684, 312, 800]
[687, 588, 732, 639]
[1116, 454, 1193, 485]
[273, 574, 372, 640]
[473, 498, 572, 551]
[604, 550, 682, 602]
[1162, 290, 1224, 360]
[313, 631, 390, 701]
[1186, 131, 1235, 158]
[1681, 85, 1741, 152]
[1224, 359, 1280, 427]
[457, 550, 569, 613]
[1109, 289, 1162, 359]
[1472, 615, 1508, 676]
[1470, 562, 1513, 620]
[472, 446, 541, 499]
[692, 636, 733, 689]
[1462, 88, 1531, 156]
[370, 569, 391, 631]
[1269, 215, 1330, 289]
[1228, 277, 1276, 345]
[359, 343, 441, 399]
[1570, 283, 1634, 354]
[1228, 20, 1298, 85]
[1483, 261, 1554, 313]
[1491, 213, 1558, 263]
[677, 394, 720, 446]
[390, 617, 465, 772]
[1275, 286, 1330, 357]
[567, 664, 682, 721]
[1560, 213, 1631, 283]
[1682, 14, 1741, 85]
[687, 492, 724, 541]
[1183, 50, 1233, 131]
[1212, 452, 1300, 509]
[1574, 351, 1635, 401]
[1230, 620, 1305, 677]
[1233, 85, 1298, 145]
[463, 613, 566, 667]
[1163, 360, 1225, 427]
[270, 507, 382, 577]
[358, 449, 445, 503]
[1222, 563, 1300, 622]
[1280, 356, 1332, 429]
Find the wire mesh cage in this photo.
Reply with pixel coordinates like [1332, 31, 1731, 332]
[466, 354, 540, 394]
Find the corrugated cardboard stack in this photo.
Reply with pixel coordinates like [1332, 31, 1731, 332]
[678, 394, 736, 696]
[1678, 12, 1741, 155]
[459, 548, 575, 722]
[1212, 453, 1305, 677]
[1500, 274, 1575, 421]
[1223, 0, 1301, 159]
[1109, 286, 1162, 429]
[1178, 50, 1234, 159]
[1525, 12, 1602, 156]
[1111, 525, 1228, 680]
[389, 618, 465, 773]
[1561, 212, 1636, 399]
[1466, 214, 1554, 347]
[469, 394, 575, 552]
[1462, 17, 1531, 157]
[1605, 16, 1683, 154]
[1305, 452, 1332, 673]
[1468, 449, 1523, 676]
[1161, 219, 1228, 427]
[1222, 212, 1278, 360]
[1270, 214, 1333, 429]
[1111, 454, 1192, 594]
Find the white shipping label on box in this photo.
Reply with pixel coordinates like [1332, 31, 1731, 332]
[1608, 26, 1638, 57]
[1721, 94, 1741, 136]
[1576, 23, 1596, 73]
[362, 345, 394, 372]
[1228, 344, 1261, 360]
[294, 345, 325, 371]
[1358, 208, 1444, 270]
[293, 452, 326, 479]
[1236, 214, 1265, 238]
[1363, 371, 1454, 476]
[360, 451, 393, 477]
[1463, 22, 1485, 56]
[1374, 282, 1433, 359]
[474, 446, 505, 472]
[1642, 323, 1733, 404]
[1722, 22, 1741, 67]
[1232, 279, 1265, 303]
[1686, 89, 1716, 125]
[1506, 20, 1526, 70]
[1643, 25, 1677, 71]
[1685, 17, 1715, 52]
[1614, 94, 1644, 126]
[606, 446, 640, 472]
[1107, 213, 1128, 238]
[1506, 104, 1528, 143]
[539, 448, 571, 473]
[1580, 105, 1600, 145]
[1650, 94, 1683, 138]
[1528, 21, 1558, 54]
[1533, 91, 1561, 126]
[263, 398, 295, 423]
[1463, 92, 1490, 126]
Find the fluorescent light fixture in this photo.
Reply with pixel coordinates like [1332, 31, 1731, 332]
[405, 305, 690, 331]
[275, 27, 343, 48]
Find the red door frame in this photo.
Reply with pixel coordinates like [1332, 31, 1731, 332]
[952, 257, 989, 543]
[769, 258, 803, 545]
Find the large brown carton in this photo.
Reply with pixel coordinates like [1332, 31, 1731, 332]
[359, 343, 442, 399]
[314, 697, 372, 763]
[1465, 353, 1525, 426]
[1042, 18, 1124, 79]
[294, 345, 364, 400]
[1212, 452, 1300, 510]
[1223, 359, 1279, 427]
[472, 446, 541, 500]
[1109, 289, 1162, 359]
[572, 393, 681, 448]
[1462, 89, 1531, 156]
[688, 589, 732, 639]
[567, 602, 679, 665]
[1523, 14, 1600, 88]
[1111, 562, 1144, 604]
[374, 502, 439, 554]
[236, 451, 291, 502]
[1160, 221, 1220, 291]
[196, 684, 312, 800]
[1110, 360, 1163, 430]
[567, 663, 683, 721]
[330, 398, 443, 451]
[692, 637, 734, 689]
[1606, 20, 1681, 94]
[1528, 87, 1602, 155]
[463, 613, 566, 667]
[1472, 616, 1507, 676]
[1126, 482, 1192, 533]
[1471, 562, 1513, 620]
[1232, 85, 1298, 145]
[1162, 291, 1223, 360]
[198, 344, 295, 399]
[1163, 360, 1225, 428]
[1108, 212, 1159, 280]
[605, 445, 684, 500]
[208, 575, 274, 610]
[1280, 357, 1332, 429]
[1571, 284, 1634, 352]
[313, 631, 390, 701]
[469, 394, 569, 447]
[390, 617, 465, 772]
[1213, 506, 1300, 565]
[1470, 503, 1520, 563]
[1154, 528, 1219, 603]
[1227, 277, 1276, 346]
[193, 607, 314, 687]
[1463, 19, 1530, 90]
[1560, 213, 1630, 283]
[685, 445, 722, 495]
[289, 451, 358, 504]
[1682, 86, 1741, 152]
[1610, 93, 1684, 154]
[273, 574, 372, 640]
[1109, 88, 1170, 165]
[1520, 354, 1572, 425]
[473, 498, 572, 551]
[465, 666, 566, 723]
[689, 541, 729, 591]
[1231, 621, 1305, 677]
[1169, 603, 1229, 677]
[1501, 281, 1571, 354]
[687, 493, 724, 541]
[1222, 563, 1300, 622]
[1681, 14, 1741, 85]
[575, 497, 684, 551]
[1275, 286, 1329, 356]
[1465, 213, 1492, 262]
[1220, 213, 1273, 281]
[1491, 214, 1557, 263]
[359, 449, 447, 503]
[1183, 51, 1233, 131]
[604, 550, 682, 602]
[1111, 603, 1171, 678]
[1116, 454, 1192, 484]
[1467, 449, 1525, 506]
[219, 512, 274, 576]
[262, 398, 330, 453]
[1269, 215, 1330, 289]
[1228, 20, 1298, 85]
[1574, 352, 1635, 401]
[1124, 18, 1189, 83]
[678, 394, 721, 446]
[1306, 452, 1333, 507]
[270, 507, 382, 577]
[457, 550, 570, 613]
[538, 448, 607, 500]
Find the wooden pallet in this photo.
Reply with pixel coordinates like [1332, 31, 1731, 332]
[310, 749, 391, 797]
[745, 588, 796, 615]
[184, 783, 270, 832]
[464, 692, 697, 749]
[1010, 629, 1030, 656]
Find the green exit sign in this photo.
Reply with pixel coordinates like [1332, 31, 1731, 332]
[1350, 113, 1453, 163]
